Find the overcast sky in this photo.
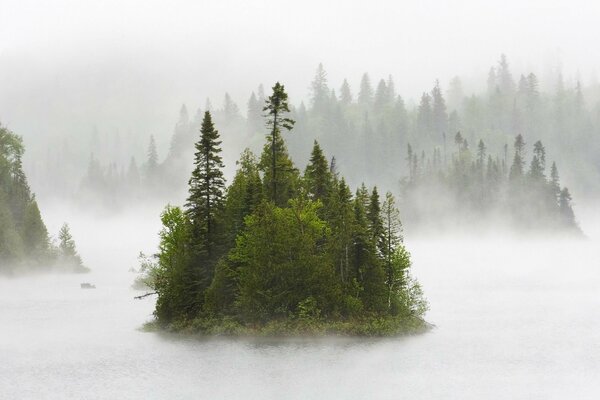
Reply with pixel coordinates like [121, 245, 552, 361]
[1, 0, 600, 142]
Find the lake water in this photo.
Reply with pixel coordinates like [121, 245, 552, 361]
[1, 207, 599, 399]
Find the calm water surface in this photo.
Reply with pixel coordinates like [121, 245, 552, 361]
[1, 209, 599, 399]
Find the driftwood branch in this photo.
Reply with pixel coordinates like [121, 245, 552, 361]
[134, 292, 158, 300]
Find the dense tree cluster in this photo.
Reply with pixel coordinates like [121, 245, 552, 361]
[0, 125, 87, 273]
[144, 84, 428, 335]
[400, 134, 581, 233]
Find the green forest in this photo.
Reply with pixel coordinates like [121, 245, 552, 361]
[142, 83, 429, 336]
[0, 125, 87, 273]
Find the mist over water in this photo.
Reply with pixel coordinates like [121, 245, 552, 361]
[3, 1, 600, 398]
[1, 202, 599, 399]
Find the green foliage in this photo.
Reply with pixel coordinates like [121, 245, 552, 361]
[186, 111, 226, 265]
[149, 82, 429, 336]
[153, 205, 195, 323]
[233, 199, 340, 322]
[222, 149, 262, 247]
[304, 140, 331, 203]
[0, 125, 83, 272]
[261, 82, 298, 206]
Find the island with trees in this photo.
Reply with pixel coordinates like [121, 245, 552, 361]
[140, 83, 429, 336]
[0, 125, 87, 274]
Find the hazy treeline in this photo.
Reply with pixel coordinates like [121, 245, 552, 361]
[141, 84, 428, 335]
[31, 55, 595, 218]
[0, 125, 87, 273]
[400, 133, 580, 233]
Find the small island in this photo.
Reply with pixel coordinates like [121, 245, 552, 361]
[139, 83, 429, 336]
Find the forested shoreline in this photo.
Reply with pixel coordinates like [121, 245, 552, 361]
[140, 83, 429, 336]
[0, 125, 87, 274]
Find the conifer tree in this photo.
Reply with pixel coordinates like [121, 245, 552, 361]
[339, 79, 353, 105]
[223, 93, 240, 122]
[374, 79, 389, 109]
[358, 73, 373, 106]
[310, 63, 329, 112]
[550, 162, 561, 199]
[146, 135, 159, 173]
[367, 187, 384, 254]
[246, 91, 263, 135]
[417, 93, 433, 136]
[325, 178, 354, 283]
[222, 149, 262, 247]
[260, 82, 297, 206]
[304, 140, 331, 203]
[381, 192, 403, 308]
[186, 111, 226, 280]
[558, 188, 576, 228]
[58, 223, 86, 271]
[431, 80, 448, 134]
[509, 134, 525, 180]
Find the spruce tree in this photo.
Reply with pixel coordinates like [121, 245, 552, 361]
[558, 187, 576, 228]
[358, 73, 373, 106]
[304, 140, 331, 203]
[310, 63, 329, 112]
[185, 111, 226, 282]
[367, 187, 384, 255]
[260, 82, 297, 206]
[58, 223, 86, 271]
[509, 134, 525, 180]
[381, 192, 403, 309]
[222, 149, 262, 247]
[431, 80, 448, 134]
[339, 79, 353, 105]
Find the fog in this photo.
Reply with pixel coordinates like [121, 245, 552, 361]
[2, 1, 600, 398]
[1, 205, 600, 399]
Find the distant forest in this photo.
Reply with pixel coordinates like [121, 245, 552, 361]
[33, 55, 591, 230]
[0, 126, 86, 273]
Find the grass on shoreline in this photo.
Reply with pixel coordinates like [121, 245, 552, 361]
[142, 314, 432, 338]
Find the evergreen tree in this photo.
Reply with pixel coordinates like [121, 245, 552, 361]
[260, 82, 297, 206]
[185, 111, 226, 287]
[304, 140, 331, 202]
[57, 223, 86, 271]
[509, 134, 525, 180]
[310, 63, 329, 112]
[223, 93, 240, 122]
[246, 91, 263, 135]
[374, 79, 389, 109]
[558, 188, 577, 228]
[222, 149, 262, 247]
[550, 162, 561, 199]
[380, 192, 403, 309]
[431, 80, 448, 135]
[146, 135, 159, 172]
[417, 93, 433, 136]
[358, 73, 374, 107]
[367, 187, 384, 254]
[340, 79, 353, 105]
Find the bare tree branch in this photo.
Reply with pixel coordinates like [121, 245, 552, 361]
[134, 292, 157, 300]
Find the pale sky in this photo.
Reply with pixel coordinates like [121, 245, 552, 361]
[1, 0, 599, 141]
